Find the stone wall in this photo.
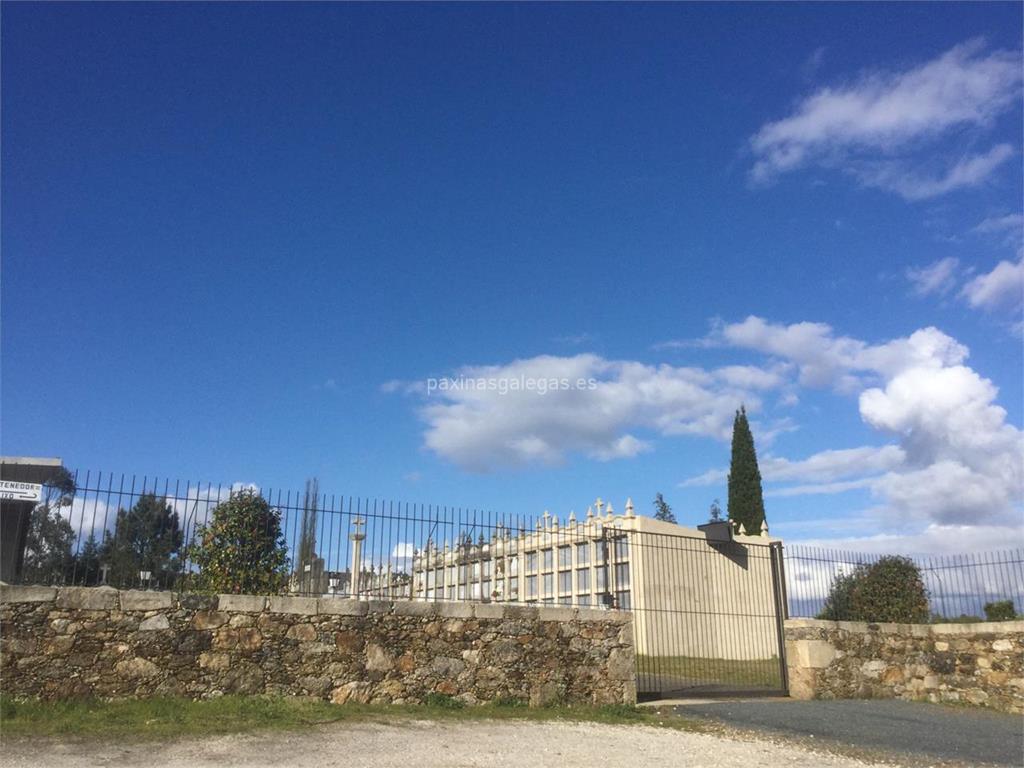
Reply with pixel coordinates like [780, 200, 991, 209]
[0, 585, 636, 706]
[785, 618, 1023, 713]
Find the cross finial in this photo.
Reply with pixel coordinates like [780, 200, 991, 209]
[594, 498, 604, 516]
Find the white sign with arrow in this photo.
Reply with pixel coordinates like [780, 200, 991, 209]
[0, 481, 43, 502]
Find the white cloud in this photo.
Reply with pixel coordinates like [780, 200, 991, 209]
[415, 353, 782, 472]
[793, 523, 1024, 556]
[854, 144, 1015, 201]
[717, 316, 967, 390]
[750, 39, 1022, 198]
[710, 318, 1023, 528]
[906, 257, 961, 297]
[960, 257, 1024, 312]
[974, 212, 1024, 236]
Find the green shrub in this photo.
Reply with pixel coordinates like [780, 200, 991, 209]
[424, 693, 464, 709]
[818, 556, 929, 623]
[983, 599, 1017, 622]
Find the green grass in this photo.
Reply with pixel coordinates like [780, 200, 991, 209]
[0, 696, 701, 742]
[637, 654, 782, 689]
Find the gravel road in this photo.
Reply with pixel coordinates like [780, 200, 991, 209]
[2, 719, 900, 768]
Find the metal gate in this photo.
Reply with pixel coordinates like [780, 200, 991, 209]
[630, 529, 788, 699]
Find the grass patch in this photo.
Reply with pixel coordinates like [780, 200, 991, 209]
[636, 654, 782, 689]
[0, 695, 701, 742]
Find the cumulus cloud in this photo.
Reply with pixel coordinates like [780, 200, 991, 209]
[906, 257, 961, 298]
[717, 316, 967, 390]
[416, 353, 782, 472]
[686, 317, 1023, 527]
[750, 39, 1022, 198]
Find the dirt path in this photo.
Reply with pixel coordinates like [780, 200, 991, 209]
[2, 719, 902, 768]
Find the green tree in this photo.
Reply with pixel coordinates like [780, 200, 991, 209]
[187, 489, 290, 595]
[295, 478, 320, 592]
[20, 467, 78, 584]
[652, 492, 677, 523]
[102, 493, 183, 588]
[818, 556, 930, 623]
[74, 532, 104, 586]
[727, 406, 765, 535]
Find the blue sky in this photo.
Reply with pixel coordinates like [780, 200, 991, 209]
[3, 3, 1022, 553]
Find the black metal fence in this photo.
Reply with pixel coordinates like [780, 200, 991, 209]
[784, 544, 1024, 621]
[15, 471, 650, 611]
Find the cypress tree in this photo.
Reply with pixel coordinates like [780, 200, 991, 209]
[727, 405, 766, 535]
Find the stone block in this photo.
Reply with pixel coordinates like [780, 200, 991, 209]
[788, 639, 837, 669]
[0, 585, 57, 603]
[365, 600, 392, 615]
[394, 600, 438, 617]
[121, 590, 172, 611]
[138, 615, 170, 631]
[537, 606, 577, 623]
[438, 602, 473, 619]
[218, 594, 267, 613]
[267, 596, 318, 616]
[56, 586, 118, 611]
[318, 598, 367, 616]
[473, 603, 505, 620]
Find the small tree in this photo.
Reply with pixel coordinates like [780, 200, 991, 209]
[819, 556, 929, 623]
[294, 478, 320, 593]
[727, 405, 766, 535]
[102, 493, 183, 588]
[187, 489, 289, 595]
[75, 532, 104, 585]
[653, 493, 676, 523]
[708, 499, 723, 522]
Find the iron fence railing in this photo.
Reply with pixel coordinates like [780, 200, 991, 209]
[783, 544, 1024, 621]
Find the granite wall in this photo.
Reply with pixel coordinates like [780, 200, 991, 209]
[785, 618, 1023, 713]
[0, 585, 636, 706]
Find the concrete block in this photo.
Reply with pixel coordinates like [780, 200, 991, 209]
[393, 600, 438, 617]
[0, 585, 57, 603]
[218, 594, 267, 613]
[537, 606, 577, 623]
[56, 586, 118, 611]
[788, 639, 837, 669]
[120, 590, 173, 611]
[502, 605, 538, 621]
[577, 606, 613, 622]
[266, 596, 318, 616]
[438, 602, 473, 619]
[317, 598, 367, 616]
[365, 600, 392, 615]
[473, 603, 505, 620]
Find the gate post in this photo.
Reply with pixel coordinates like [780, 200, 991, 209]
[769, 541, 790, 695]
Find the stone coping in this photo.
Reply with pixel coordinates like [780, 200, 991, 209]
[0, 584, 631, 624]
[786, 617, 1024, 636]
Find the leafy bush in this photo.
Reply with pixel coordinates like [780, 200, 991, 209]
[818, 556, 929, 623]
[983, 599, 1017, 622]
[186, 490, 290, 595]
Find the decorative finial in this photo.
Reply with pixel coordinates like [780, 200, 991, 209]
[606, 502, 615, 517]
[568, 510, 576, 523]
[594, 497, 604, 516]
[586, 506, 594, 518]
[625, 498, 635, 518]
[738, 523, 747, 536]
[760, 519, 769, 537]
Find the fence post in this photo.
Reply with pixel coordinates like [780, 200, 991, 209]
[769, 541, 789, 696]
